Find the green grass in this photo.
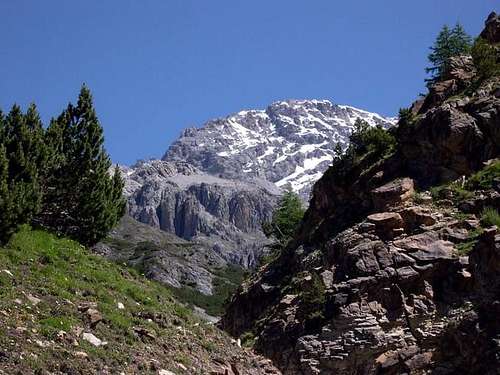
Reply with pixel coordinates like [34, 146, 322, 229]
[466, 160, 500, 190]
[430, 183, 473, 203]
[169, 265, 246, 316]
[481, 207, 500, 227]
[456, 227, 484, 255]
[0, 226, 247, 374]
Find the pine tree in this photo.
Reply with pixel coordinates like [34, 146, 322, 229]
[2, 105, 42, 227]
[24, 103, 49, 179]
[41, 85, 125, 245]
[426, 23, 472, 86]
[0, 144, 16, 244]
[264, 190, 305, 243]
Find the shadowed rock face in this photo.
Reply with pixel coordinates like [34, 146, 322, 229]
[222, 13, 500, 375]
[123, 159, 281, 269]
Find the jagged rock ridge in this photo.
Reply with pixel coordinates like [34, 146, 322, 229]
[163, 99, 395, 200]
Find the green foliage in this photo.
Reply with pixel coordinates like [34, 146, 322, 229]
[41, 86, 125, 245]
[0, 86, 125, 246]
[263, 190, 305, 244]
[301, 273, 326, 323]
[240, 331, 256, 348]
[481, 207, 500, 228]
[456, 227, 484, 255]
[398, 107, 417, 129]
[0, 145, 17, 243]
[426, 23, 473, 86]
[471, 37, 500, 81]
[0, 104, 46, 243]
[169, 265, 246, 316]
[349, 119, 396, 158]
[430, 183, 473, 204]
[0, 226, 236, 372]
[466, 161, 500, 190]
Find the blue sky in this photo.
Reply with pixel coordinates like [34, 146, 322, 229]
[0, 1, 497, 165]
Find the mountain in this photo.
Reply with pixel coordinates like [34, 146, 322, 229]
[163, 99, 395, 200]
[222, 13, 500, 375]
[99, 100, 395, 309]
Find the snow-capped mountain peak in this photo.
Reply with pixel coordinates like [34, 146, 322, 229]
[163, 99, 396, 199]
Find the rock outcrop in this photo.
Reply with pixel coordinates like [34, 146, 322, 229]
[123, 159, 280, 269]
[222, 13, 500, 374]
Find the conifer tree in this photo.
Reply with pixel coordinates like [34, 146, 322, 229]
[264, 190, 305, 244]
[426, 23, 472, 86]
[2, 105, 42, 227]
[0, 144, 16, 244]
[41, 85, 125, 245]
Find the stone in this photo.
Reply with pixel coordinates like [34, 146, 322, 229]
[25, 294, 41, 306]
[1, 269, 13, 277]
[368, 212, 404, 229]
[480, 12, 500, 43]
[396, 266, 419, 281]
[86, 308, 103, 325]
[82, 332, 106, 347]
[400, 206, 436, 230]
[371, 178, 415, 210]
[74, 351, 88, 359]
[117, 302, 125, 310]
[394, 232, 454, 262]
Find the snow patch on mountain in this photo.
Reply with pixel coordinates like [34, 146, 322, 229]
[163, 99, 396, 200]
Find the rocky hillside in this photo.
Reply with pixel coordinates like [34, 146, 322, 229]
[222, 12, 500, 374]
[0, 226, 280, 374]
[163, 99, 395, 199]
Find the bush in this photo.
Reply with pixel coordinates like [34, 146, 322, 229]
[481, 207, 500, 227]
[263, 190, 305, 244]
[350, 119, 396, 158]
[472, 37, 500, 80]
[466, 161, 500, 190]
[430, 183, 473, 203]
[301, 273, 326, 323]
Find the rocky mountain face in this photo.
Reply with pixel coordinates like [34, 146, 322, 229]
[222, 13, 500, 374]
[163, 99, 395, 200]
[122, 159, 280, 269]
[101, 100, 394, 301]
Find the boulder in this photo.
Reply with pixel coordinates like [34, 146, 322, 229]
[394, 232, 455, 262]
[371, 178, 414, 210]
[367, 212, 404, 239]
[400, 206, 436, 230]
[82, 332, 106, 347]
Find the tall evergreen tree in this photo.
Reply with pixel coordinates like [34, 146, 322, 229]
[426, 23, 472, 86]
[40, 86, 125, 245]
[2, 105, 42, 227]
[0, 144, 16, 243]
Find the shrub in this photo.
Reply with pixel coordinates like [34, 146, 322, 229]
[301, 273, 326, 323]
[481, 207, 500, 228]
[263, 190, 305, 244]
[466, 161, 500, 190]
[472, 37, 500, 80]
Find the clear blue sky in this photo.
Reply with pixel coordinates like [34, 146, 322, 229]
[0, 1, 497, 165]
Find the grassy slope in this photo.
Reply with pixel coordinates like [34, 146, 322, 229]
[0, 227, 264, 374]
[101, 216, 247, 316]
